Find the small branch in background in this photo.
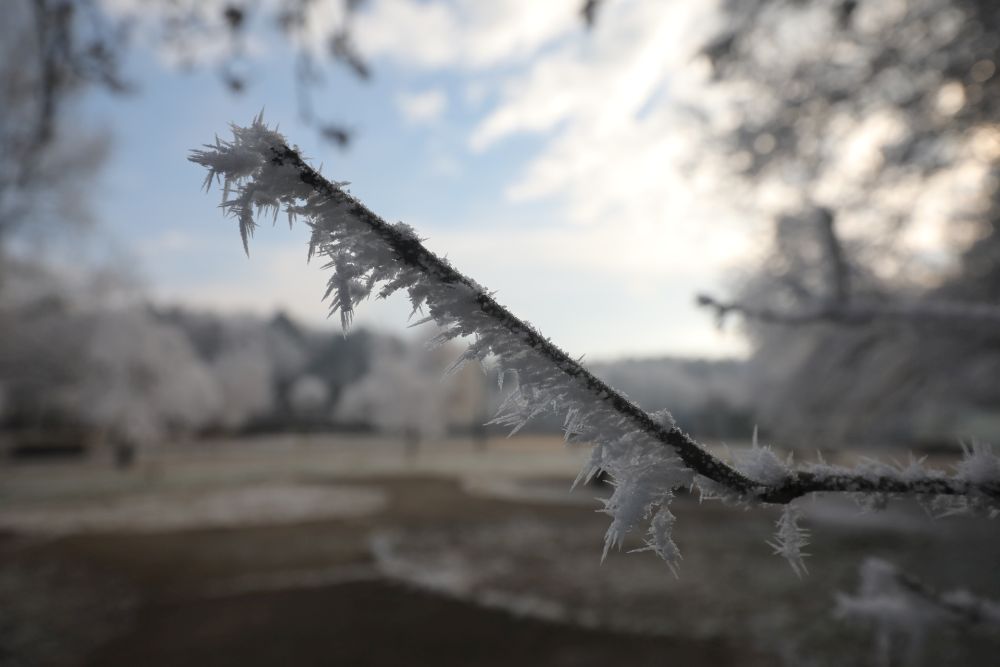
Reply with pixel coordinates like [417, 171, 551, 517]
[581, 0, 604, 29]
[329, 30, 370, 81]
[837, 558, 1000, 665]
[696, 293, 1000, 331]
[697, 293, 843, 327]
[279, 0, 367, 148]
[30, 0, 129, 147]
[697, 206, 1000, 333]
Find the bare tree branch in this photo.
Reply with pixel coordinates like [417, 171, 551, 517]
[698, 207, 1000, 332]
[697, 293, 1000, 330]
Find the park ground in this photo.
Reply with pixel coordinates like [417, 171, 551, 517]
[1, 435, 998, 666]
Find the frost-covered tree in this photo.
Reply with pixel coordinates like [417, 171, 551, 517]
[74, 308, 223, 449]
[688, 0, 1000, 447]
[288, 373, 331, 416]
[0, 264, 299, 454]
[336, 337, 447, 449]
[195, 323, 278, 431]
[336, 335, 488, 447]
[0, 259, 96, 430]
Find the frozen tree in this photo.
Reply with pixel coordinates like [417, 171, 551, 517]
[161, 310, 299, 431]
[336, 337, 447, 450]
[288, 374, 331, 416]
[0, 260, 301, 453]
[0, 259, 96, 430]
[0, 262, 243, 461]
[336, 335, 489, 445]
[699, 206, 1000, 447]
[684, 0, 1000, 447]
[191, 117, 1000, 576]
[74, 308, 223, 450]
[207, 327, 278, 431]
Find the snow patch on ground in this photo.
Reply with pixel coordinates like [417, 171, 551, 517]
[370, 520, 690, 636]
[0, 483, 387, 535]
[461, 475, 608, 507]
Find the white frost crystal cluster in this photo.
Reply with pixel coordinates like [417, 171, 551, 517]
[734, 427, 792, 486]
[767, 505, 809, 577]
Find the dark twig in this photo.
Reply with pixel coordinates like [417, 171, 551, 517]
[697, 293, 1000, 330]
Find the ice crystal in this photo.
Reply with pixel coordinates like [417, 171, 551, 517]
[631, 500, 682, 576]
[767, 504, 809, 577]
[734, 427, 791, 487]
[956, 441, 1000, 486]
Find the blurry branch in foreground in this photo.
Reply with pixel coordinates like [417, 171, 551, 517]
[837, 558, 1000, 666]
[697, 208, 1000, 332]
[14, 0, 372, 158]
[191, 118, 1000, 574]
[580, 0, 605, 29]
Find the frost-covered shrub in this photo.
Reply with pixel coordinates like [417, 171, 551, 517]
[288, 374, 331, 415]
[336, 338, 447, 442]
[76, 308, 223, 444]
[209, 331, 275, 430]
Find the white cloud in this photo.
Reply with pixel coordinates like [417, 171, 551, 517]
[457, 0, 762, 298]
[417, 223, 749, 359]
[396, 89, 448, 124]
[354, 0, 580, 70]
[349, 0, 758, 357]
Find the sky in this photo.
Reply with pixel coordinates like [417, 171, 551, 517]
[81, 0, 760, 361]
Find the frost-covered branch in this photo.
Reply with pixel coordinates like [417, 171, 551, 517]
[836, 558, 1000, 666]
[697, 208, 1000, 331]
[696, 293, 1000, 330]
[190, 117, 1000, 571]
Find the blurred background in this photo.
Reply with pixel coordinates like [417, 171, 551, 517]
[1, 1, 999, 665]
